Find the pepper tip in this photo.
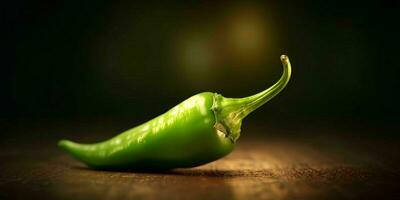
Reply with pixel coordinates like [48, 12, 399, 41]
[58, 139, 70, 149]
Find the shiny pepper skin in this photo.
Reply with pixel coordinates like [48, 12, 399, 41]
[59, 55, 292, 170]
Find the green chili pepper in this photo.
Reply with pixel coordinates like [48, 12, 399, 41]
[58, 55, 292, 170]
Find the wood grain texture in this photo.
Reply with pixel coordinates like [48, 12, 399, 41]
[0, 122, 399, 200]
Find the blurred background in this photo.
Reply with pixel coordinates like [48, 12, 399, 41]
[2, 2, 400, 199]
[2, 0, 399, 137]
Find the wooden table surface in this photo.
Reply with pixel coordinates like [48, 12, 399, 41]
[0, 121, 399, 199]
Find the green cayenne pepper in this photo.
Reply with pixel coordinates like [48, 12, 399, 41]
[59, 55, 292, 170]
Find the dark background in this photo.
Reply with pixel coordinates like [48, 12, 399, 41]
[2, 0, 399, 135]
[2, 1, 400, 199]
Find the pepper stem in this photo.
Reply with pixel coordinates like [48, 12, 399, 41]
[212, 55, 292, 142]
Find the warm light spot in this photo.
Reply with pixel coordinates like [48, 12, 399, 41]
[173, 3, 274, 87]
[222, 5, 270, 66]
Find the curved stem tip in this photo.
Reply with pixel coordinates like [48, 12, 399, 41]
[212, 55, 292, 142]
